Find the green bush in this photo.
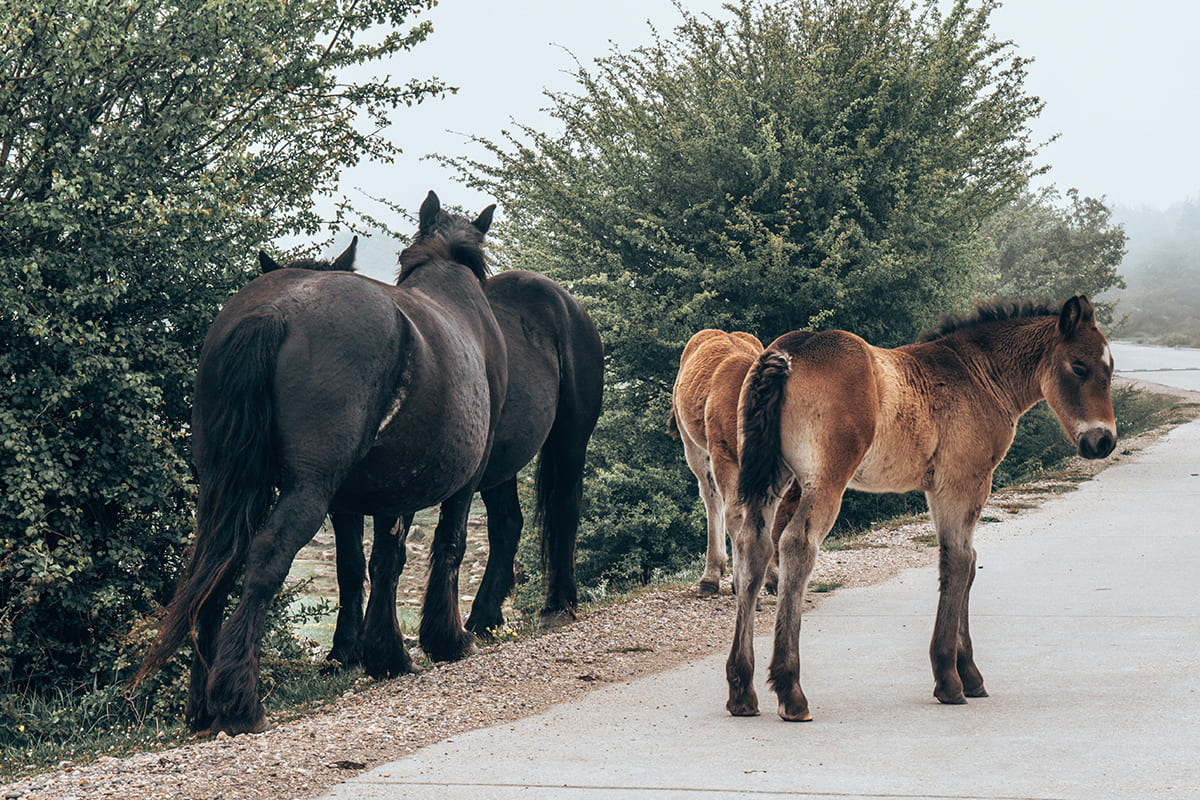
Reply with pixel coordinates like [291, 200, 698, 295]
[0, 0, 444, 695]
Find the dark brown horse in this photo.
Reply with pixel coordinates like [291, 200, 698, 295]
[288, 269, 604, 676]
[727, 296, 1117, 721]
[137, 192, 507, 736]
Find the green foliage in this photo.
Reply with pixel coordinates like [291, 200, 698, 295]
[977, 187, 1127, 321]
[450, 0, 1043, 587]
[0, 582, 345, 779]
[0, 0, 444, 692]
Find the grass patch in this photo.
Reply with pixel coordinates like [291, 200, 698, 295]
[808, 581, 844, 593]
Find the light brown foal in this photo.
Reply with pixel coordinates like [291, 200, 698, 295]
[669, 330, 763, 594]
[670, 330, 798, 594]
[726, 296, 1117, 721]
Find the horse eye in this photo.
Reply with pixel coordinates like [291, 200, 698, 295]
[1071, 362, 1089, 378]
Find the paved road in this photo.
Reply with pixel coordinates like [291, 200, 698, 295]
[1112, 341, 1200, 392]
[320, 400, 1200, 798]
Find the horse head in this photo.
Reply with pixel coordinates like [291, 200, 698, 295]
[1039, 295, 1117, 460]
[398, 191, 496, 284]
[258, 237, 358, 274]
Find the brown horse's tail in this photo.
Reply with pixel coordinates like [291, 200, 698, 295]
[737, 348, 792, 506]
[666, 405, 680, 439]
[133, 310, 286, 686]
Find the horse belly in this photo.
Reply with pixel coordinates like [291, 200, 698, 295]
[848, 427, 934, 494]
[335, 382, 493, 514]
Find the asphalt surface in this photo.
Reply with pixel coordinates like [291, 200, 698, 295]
[319, 355, 1200, 800]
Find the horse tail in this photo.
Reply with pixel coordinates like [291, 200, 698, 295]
[134, 310, 286, 684]
[666, 405, 680, 439]
[737, 348, 792, 506]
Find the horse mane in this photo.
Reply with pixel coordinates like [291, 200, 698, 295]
[396, 218, 490, 285]
[919, 299, 1059, 343]
[281, 257, 355, 272]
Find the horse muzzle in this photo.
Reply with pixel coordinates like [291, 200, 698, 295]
[1077, 426, 1116, 459]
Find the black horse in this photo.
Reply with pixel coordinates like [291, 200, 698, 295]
[137, 192, 507, 736]
[265, 254, 604, 676]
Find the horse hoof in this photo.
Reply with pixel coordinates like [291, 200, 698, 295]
[964, 685, 989, 698]
[697, 579, 720, 597]
[321, 654, 360, 675]
[778, 706, 813, 722]
[935, 690, 968, 705]
[538, 609, 577, 630]
[727, 700, 761, 717]
[196, 714, 271, 738]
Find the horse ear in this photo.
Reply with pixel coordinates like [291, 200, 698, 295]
[419, 191, 440, 232]
[259, 251, 281, 273]
[1058, 295, 1094, 337]
[473, 204, 497, 235]
[332, 236, 358, 271]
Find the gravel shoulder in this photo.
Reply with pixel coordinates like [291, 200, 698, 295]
[3, 379, 1196, 800]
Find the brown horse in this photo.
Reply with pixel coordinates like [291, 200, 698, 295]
[726, 296, 1117, 721]
[668, 330, 797, 594]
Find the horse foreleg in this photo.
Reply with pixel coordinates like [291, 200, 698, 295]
[204, 487, 329, 736]
[957, 547, 987, 697]
[326, 512, 366, 670]
[361, 514, 419, 678]
[927, 485, 987, 705]
[725, 500, 775, 717]
[419, 485, 479, 662]
[467, 481, 522, 638]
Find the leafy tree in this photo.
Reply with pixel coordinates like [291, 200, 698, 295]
[977, 187, 1127, 322]
[449, 0, 1045, 585]
[0, 0, 444, 691]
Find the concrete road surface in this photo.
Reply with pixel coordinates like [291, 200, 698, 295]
[1112, 341, 1200, 392]
[320, 417, 1200, 800]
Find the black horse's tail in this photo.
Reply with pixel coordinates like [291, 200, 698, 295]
[737, 348, 792, 506]
[135, 310, 286, 684]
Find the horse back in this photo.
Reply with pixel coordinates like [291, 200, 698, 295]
[673, 330, 763, 458]
[478, 270, 603, 487]
[755, 330, 936, 494]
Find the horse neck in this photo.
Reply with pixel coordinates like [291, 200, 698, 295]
[947, 317, 1059, 418]
[399, 258, 484, 302]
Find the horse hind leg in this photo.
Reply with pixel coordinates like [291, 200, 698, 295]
[184, 571, 237, 732]
[768, 485, 842, 722]
[325, 512, 366, 671]
[203, 485, 331, 736]
[725, 496, 778, 717]
[681, 431, 727, 596]
[361, 514, 421, 678]
[537, 422, 590, 626]
[466, 480, 521, 638]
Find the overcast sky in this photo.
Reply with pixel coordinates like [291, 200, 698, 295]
[334, 0, 1200, 277]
